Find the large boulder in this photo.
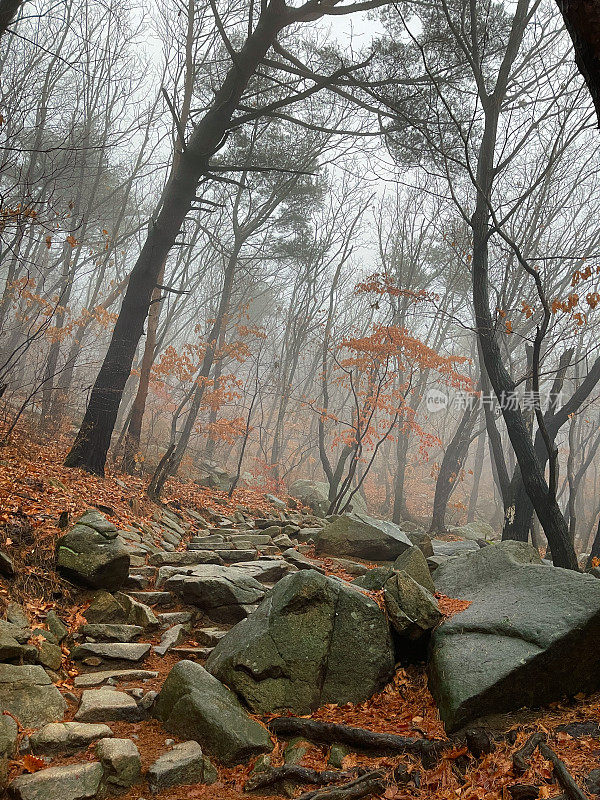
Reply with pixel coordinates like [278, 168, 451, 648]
[0, 664, 66, 728]
[429, 541, 600, 732]
[56, 511, 129, 591]
[206, 569, 395, 714]
[154, 661, 272, 765]
[316, 514, 412, 562]
[289, 480, 367, 518]
[164, 565, 266, 624]
[448, 521, 496, 541]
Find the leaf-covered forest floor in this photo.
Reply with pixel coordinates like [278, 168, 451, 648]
[2, 428, 600, 800]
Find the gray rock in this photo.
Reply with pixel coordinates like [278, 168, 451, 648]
[429, 541, 600, 732]
[431, 539, 479, 558]
[383, 571, 442, 638]
[316, 514, 412, 561]
[95, 737, 141, 788]
[281, 548, 325, 573]
[8, 762, 103, 800]
[74, 669, 158, 688]
[194, 627, 227, 647]
[154, 624, 187, 657]
[0, 715, 17, 792]
[148, 551, 224, 567]
[75, 688, 142, 723]
[289, 479, 367, 517]
[393, 546, 435, 593]
[265, 494, 287, 510]
[351, 566, 393, 591]
[0, 664, 66, 728]
[448, 521, 495, 541]
[81, 624, 143, 642]
[8, 762, 102, 800]
[30, 722, 113, 755]
[405, 530, 434, 557]
[154, 660, 273, 764]
[56, 512, 130, 591]
[165, 565, 265, 624]
[230, 558, 297, 584]
[45, 611, 68, 643]
[147, 741, 217, 792]
[158, 611, 194, 628]
[71, 642, 151, 663]
[206, 569, 395, 715]
[6, 603, 28, 627]
[83, 591, 158, 629]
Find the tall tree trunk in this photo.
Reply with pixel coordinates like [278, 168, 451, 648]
[429, 403, 478, 534]
[64, 3, 288, 475]
[467, 421, 485, 523]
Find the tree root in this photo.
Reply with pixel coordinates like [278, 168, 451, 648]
[268, 716, 446, 768]
[295, 771, 386, 800]
[244, 766, 352, 792]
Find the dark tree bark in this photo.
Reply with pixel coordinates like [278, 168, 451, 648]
[64, 2, 290, 475]
[0, 0, 22, 36]
[429, 402, 478, 534]
[555, 0, 600, 124]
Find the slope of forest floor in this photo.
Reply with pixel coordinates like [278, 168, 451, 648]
[1, 428, 600, 800]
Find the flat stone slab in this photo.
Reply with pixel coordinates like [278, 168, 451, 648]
[81, 624, 143, 642]
[71, 642, 151, 662]
[126, 591, 173, 606]
[194, 628, 227, 647]
[29, 722, 113, 755]
[8, 762, 103, 800]
[0, 664, 66, 728]
[149, 551, 224, 567]
[74, 669, 158, 688]
[159, 612, 194, 628]
[75, 688, 142, 722]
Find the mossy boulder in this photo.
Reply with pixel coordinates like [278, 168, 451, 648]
[206, 569, 395, 714]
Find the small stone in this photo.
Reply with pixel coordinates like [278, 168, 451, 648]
[147, 741, 217, 792]
[328, 743, 349, 768]
[95, 737, 141, 787]
[6, 603, 28, 627]
[45, 612, 68, 643]
[75, 689, 142, 723]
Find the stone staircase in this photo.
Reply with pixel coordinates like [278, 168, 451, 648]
[1, 502, 327, 799]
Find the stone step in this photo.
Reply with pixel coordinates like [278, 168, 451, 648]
[74, 669, 158, 688]
[170, 646, 212, 660]
[126, 591, 173, 607]
[71, 642, 151, 663]
[80, 624, 143, 643]
[186, 547, 257, 562]
[148, 551, 223, 567]
[75, 688, 143, 723]
[158, 611, 194, 628]
[194, 627, 227, 647]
